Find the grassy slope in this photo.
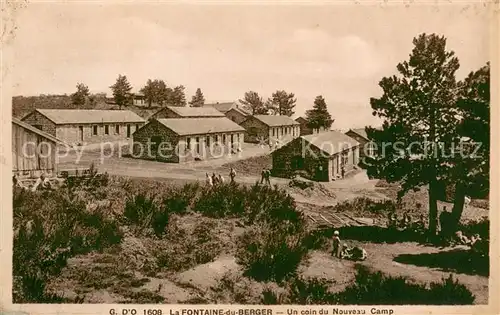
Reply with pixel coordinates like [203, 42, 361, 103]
[39, 176, 488, 304]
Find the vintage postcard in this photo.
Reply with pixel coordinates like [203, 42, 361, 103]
[0, 1, 498, 315]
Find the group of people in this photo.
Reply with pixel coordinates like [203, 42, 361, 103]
[205, 168, 237, 187]
[387, 203, 427, 233]
[13, 173, 52, 192]
[331, 230, 367, 261]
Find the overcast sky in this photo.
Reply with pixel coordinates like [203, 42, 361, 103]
[11, 3, 490, 129]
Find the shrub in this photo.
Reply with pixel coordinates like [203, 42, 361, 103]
[155, 218, 222, 272]
[236, 223, 308, 282]
[124, 193, 158, 228]
[193, 183, 304, 234]
[163, 183, 201, 214]
[13, 188, 122, 303]
[243, 184, 304, 233]
[286, 277, 337, 304]
[193, 183, 246, 218]
[336, 265, 475, 305]
[427, 274, 475, 305]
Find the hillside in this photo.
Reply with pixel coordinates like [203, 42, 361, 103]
[12, 95, 160, 120]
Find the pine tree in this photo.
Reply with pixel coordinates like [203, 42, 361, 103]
[169, 85, 187, 107]
[239, 91, 268, 115]
[366, 33, 460, 235]
[267, 90, 296, 116]
[447, 63, 490, 231]
[156, 80, 170, 106]
[189, 88, 205, 107]
[305, 95, 334, 131]
[140, 79, 156, 107]
[110, 75, 132, 110]
[71, 83, 90, 107]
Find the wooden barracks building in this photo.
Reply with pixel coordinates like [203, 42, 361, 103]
[12, 117, 65, 178]
[21, 109, 145, 145]
[132, 117, 245, 163]
[240, 115, 300, 145]
[204, 102, 251, 124]
[272, 130, 360, 182]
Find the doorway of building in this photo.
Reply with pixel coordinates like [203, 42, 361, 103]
[78, 126, 84, 142]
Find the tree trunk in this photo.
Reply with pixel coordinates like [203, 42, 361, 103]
[450, 182, 466, 233]
[428, 180, 439, 235]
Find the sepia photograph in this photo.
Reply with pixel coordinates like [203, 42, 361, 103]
[1, 0, 497, 311]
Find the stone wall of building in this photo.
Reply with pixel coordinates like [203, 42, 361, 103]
[240, 117, 268, 143]
[225, 109, 248, 125]
[273, 138, 360, 182]
[177, 131, 244, 163]
[271, 138, 331, 181]
[132, 120, 180, 163]
[21, 111, 57, 136]
[133, 120, 245, 163]
[241, 117, 300, 144]
[55, 122, 144, 145]
[268, 125, 300, 146]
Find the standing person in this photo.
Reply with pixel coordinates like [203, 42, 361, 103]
[219, 174, 225, 184]
[341, 165, 345, 179]
[332, 230, 342, 258]
[229, 168, 236, 183]
[260, 169, 266, 185]
[206, 173, 213, 187]
[265, 169, 272, 186]
[212, 172, 219, 186]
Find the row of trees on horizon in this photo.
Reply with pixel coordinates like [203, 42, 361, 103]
[70, 76, 336, 131]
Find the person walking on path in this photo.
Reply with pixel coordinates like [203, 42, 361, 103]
[332, 230, 342, 258]
[229, 168, 236, 183]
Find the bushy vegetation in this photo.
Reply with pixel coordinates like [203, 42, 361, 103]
[336, 265, 475, 305]
[236, 223, 307, 282]
[13, 174, 479, 305]
[262, 265, 475, 305]
[154, 217, 223, 272]
[123, 183, 200, 236]
[13, 184, 122, 302]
